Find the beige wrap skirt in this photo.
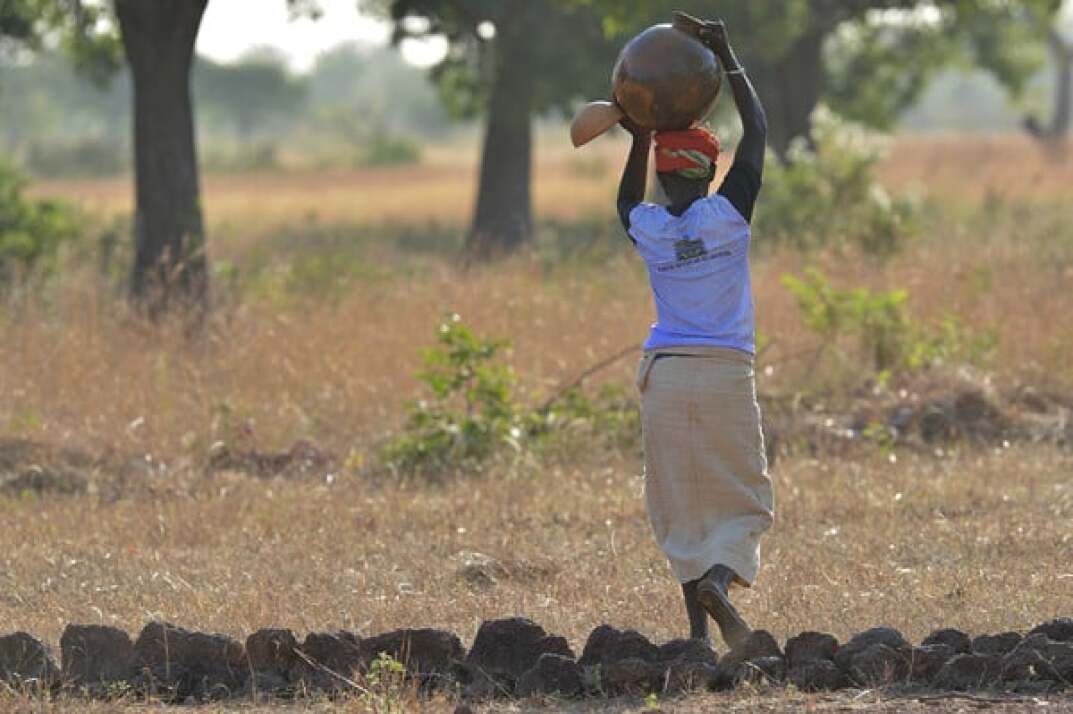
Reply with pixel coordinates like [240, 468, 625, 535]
[637, 346, 774, 586]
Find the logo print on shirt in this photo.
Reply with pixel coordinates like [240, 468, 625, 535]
[674, 238, 707, 261]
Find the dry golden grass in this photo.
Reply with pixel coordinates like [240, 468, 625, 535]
[26, 139, 621, 232]
[3, 133, 1073, 710]
[877, 134, 1073, 201]
[4, 223, 1071, 461]
[1, 444, 1071, 710]
[0, 259, 647, 457]
[28, 133, 1073, 230]
[0, 443, 1051, 637]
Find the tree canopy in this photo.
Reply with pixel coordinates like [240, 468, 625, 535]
[0, 0, 121, 85]
[196, 50, 308, 141]
[368, 0, 619, 255]
[573, 0, 1064, 158]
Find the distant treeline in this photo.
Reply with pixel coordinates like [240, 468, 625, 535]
[2, 38, 1065, 179]
[0, 42, 449, 176]
[904, 66, 1062, 133]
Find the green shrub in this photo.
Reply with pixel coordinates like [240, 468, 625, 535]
[361, 652, 408, 714]
[527, 383, 640, 456]
[0, 159, 79, 288]
[783, 268, 995, 374]
[357, 132, 421, 167]
[381, 314, 521, 477]
[755, 109, 923, 258]
[381, 316, 641, 477]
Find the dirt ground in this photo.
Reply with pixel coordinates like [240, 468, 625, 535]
[2, 438, 1071, 709]
[4, 135, 1073, 710]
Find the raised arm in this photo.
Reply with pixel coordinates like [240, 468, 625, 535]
[617, 117, 652, 232]
[701, 22, 767, 179]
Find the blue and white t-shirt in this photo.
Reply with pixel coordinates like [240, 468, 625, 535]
[627, 193, 755, 354]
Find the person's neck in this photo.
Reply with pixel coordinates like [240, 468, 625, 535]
[668, 194, 706, 216]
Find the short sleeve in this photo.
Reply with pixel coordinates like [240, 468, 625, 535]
[717, 162, 762, 223]
[626, 203, 667, 250]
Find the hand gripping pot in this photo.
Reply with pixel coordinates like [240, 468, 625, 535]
[571, 12, 723, 147]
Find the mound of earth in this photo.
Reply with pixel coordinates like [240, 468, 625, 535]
[762, 371, 1073, 460]
[0, 438, 93, 497]
[2, 617, 1071, 705]
[0, 436, 338, 502]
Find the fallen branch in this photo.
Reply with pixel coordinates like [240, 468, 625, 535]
[290, 647, 369, 695]
[914, 692, 1036, 706]
[538, 344, 639, 413]
[540, 340, 826, 414]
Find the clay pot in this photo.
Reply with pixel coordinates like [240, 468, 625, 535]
[571, 13, 722, 147]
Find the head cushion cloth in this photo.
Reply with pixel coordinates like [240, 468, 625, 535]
[654, 128, 720, 180]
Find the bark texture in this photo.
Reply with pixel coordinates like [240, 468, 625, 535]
[1025, 29, 1072, 148]
[115, 0, 209, 316]
[467, 10, 537, 259]
[757, 28, 826, 164]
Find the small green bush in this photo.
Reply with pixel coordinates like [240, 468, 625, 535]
[382, 316, 641, 477]
[755, 109, 923, 258]
[357, 132, 421, 167]
[527, 384, 640, 455]
[0, 159, 79, 288]
[381, 315, 521, 477]
[361, 652, 408, 714]
[783, 268, 995, 374]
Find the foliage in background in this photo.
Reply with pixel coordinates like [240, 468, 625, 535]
[0, 160, 77, 288]
[0, 0, 122, 86]
[308, 43, 448, 137]
[315, 106, 422, 168]
[0, 43, 440, 177]
[195, 51, 308, 143]
[0, 51, 128, 160]
[574, 0, 1063, 160]
[200, 141, 281, 173]
[783, 268, 996, 375]
[754, 110, 924, 258]
[381, 315, 639, 477]
[24, 137, 128, 178]
[368, 0, 621, 254]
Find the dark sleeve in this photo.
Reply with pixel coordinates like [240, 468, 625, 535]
[717, 161, 762, 223]
[618, 199, 638, 233]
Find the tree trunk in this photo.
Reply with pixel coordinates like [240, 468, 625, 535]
[1025, 29, 1072, 146]
[115, 0, 209, 317]
[466, 16, 536, 259]
[757, 28, 827, 164]
[1055, 34, 1072, 138]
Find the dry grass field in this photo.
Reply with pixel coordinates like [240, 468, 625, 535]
[3, 133, 1073, 711]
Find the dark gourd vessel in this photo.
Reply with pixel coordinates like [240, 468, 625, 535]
[571, 12, 723, 147]
[612, 14, 722, 131]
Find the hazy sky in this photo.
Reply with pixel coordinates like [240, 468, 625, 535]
[196, 0, 446, 71]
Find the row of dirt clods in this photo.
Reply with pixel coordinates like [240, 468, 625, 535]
[1, 617, 1072, 703]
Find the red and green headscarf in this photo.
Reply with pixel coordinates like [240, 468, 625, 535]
[654, 128, 721, 180]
